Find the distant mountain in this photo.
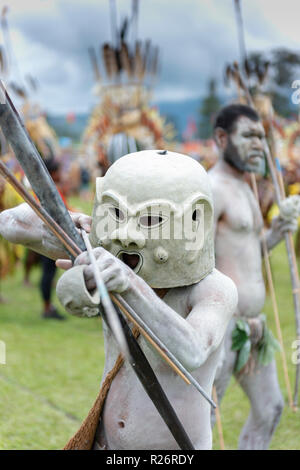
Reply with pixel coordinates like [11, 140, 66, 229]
[47, 113, 89, 142]
[152, 97, 202, 138]
[47, 97, 203, 142]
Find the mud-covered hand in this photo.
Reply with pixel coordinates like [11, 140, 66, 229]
[43, 211, 92, 260]
[266, 196, 300, 250]
[55, 212, 92, 268]
[279, 195, 300, 221]
[40, 211, 91, 259]
[69, 211, 92, 233]
[74, 247, 131, 294]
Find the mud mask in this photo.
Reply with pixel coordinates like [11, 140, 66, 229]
[90, 150, 215, 288]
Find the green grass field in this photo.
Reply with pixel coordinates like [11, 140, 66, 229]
[0, 196, 300, 449]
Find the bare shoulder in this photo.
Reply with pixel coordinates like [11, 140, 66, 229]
[189, 268, 238, 314]
[208, 167, 232, 215]
[208, 166, 233, 194]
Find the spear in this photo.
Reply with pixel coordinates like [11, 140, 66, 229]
[88, 47, 101, 83]
[233, 0, 248, 76]
[1, 6, 25, 93]
[109, 0, 118, 49]
[232, 0, 299, 407]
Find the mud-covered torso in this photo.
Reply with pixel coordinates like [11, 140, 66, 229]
[99, 284, 222, 450]
[210, 167, 265, 318]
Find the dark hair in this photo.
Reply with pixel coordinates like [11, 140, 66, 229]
[45, 158, 60, 174]
[214, 104, 260, 134]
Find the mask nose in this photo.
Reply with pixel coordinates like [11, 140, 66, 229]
[111, 218, 146, 249]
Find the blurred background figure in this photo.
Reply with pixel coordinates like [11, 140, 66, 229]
[40, 158, 66, 320]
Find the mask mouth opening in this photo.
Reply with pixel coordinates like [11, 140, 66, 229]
[117, 251, 143, 273]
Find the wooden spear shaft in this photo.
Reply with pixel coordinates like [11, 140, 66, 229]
[212, 386, 225, 450]
[88, 47, 101, 83]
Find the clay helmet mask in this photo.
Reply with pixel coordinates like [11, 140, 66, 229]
[89, 150, 215, 289]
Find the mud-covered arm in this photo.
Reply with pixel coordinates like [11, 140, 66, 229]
[123, 269, 237, 372]
[69, 248, 237, 372]
[0, 202, 92, 259]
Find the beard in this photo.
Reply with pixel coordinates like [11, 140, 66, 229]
[223, 138, 266, 175]
[223, 138, 245, 172]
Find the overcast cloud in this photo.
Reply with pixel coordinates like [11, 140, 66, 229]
[4, 0, 300, 114]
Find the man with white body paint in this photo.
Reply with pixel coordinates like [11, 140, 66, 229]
[209, 104, 300, 450]
[0, 150, 237, 449]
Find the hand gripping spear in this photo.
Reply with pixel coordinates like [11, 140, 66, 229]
[0, 82, 215, 448]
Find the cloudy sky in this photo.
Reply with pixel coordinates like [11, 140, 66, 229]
[3, 0, 300, 114]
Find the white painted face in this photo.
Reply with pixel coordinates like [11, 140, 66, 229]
[226, 116, 266, 174]
[90, 150, 215, 288]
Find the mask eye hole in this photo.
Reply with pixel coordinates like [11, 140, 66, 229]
[109, 206, 125, 222]
[139, 215, 164, 228]
[192, 209, 201, 221]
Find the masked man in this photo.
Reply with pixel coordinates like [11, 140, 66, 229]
[0, 150, 237, 450]
[209, 104, 300, 450]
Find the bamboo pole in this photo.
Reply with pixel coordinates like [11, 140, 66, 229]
[212, 386, 225, 450]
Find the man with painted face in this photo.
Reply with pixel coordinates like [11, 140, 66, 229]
[209, 104, 300, 450]
[0, 150, 237, 449]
